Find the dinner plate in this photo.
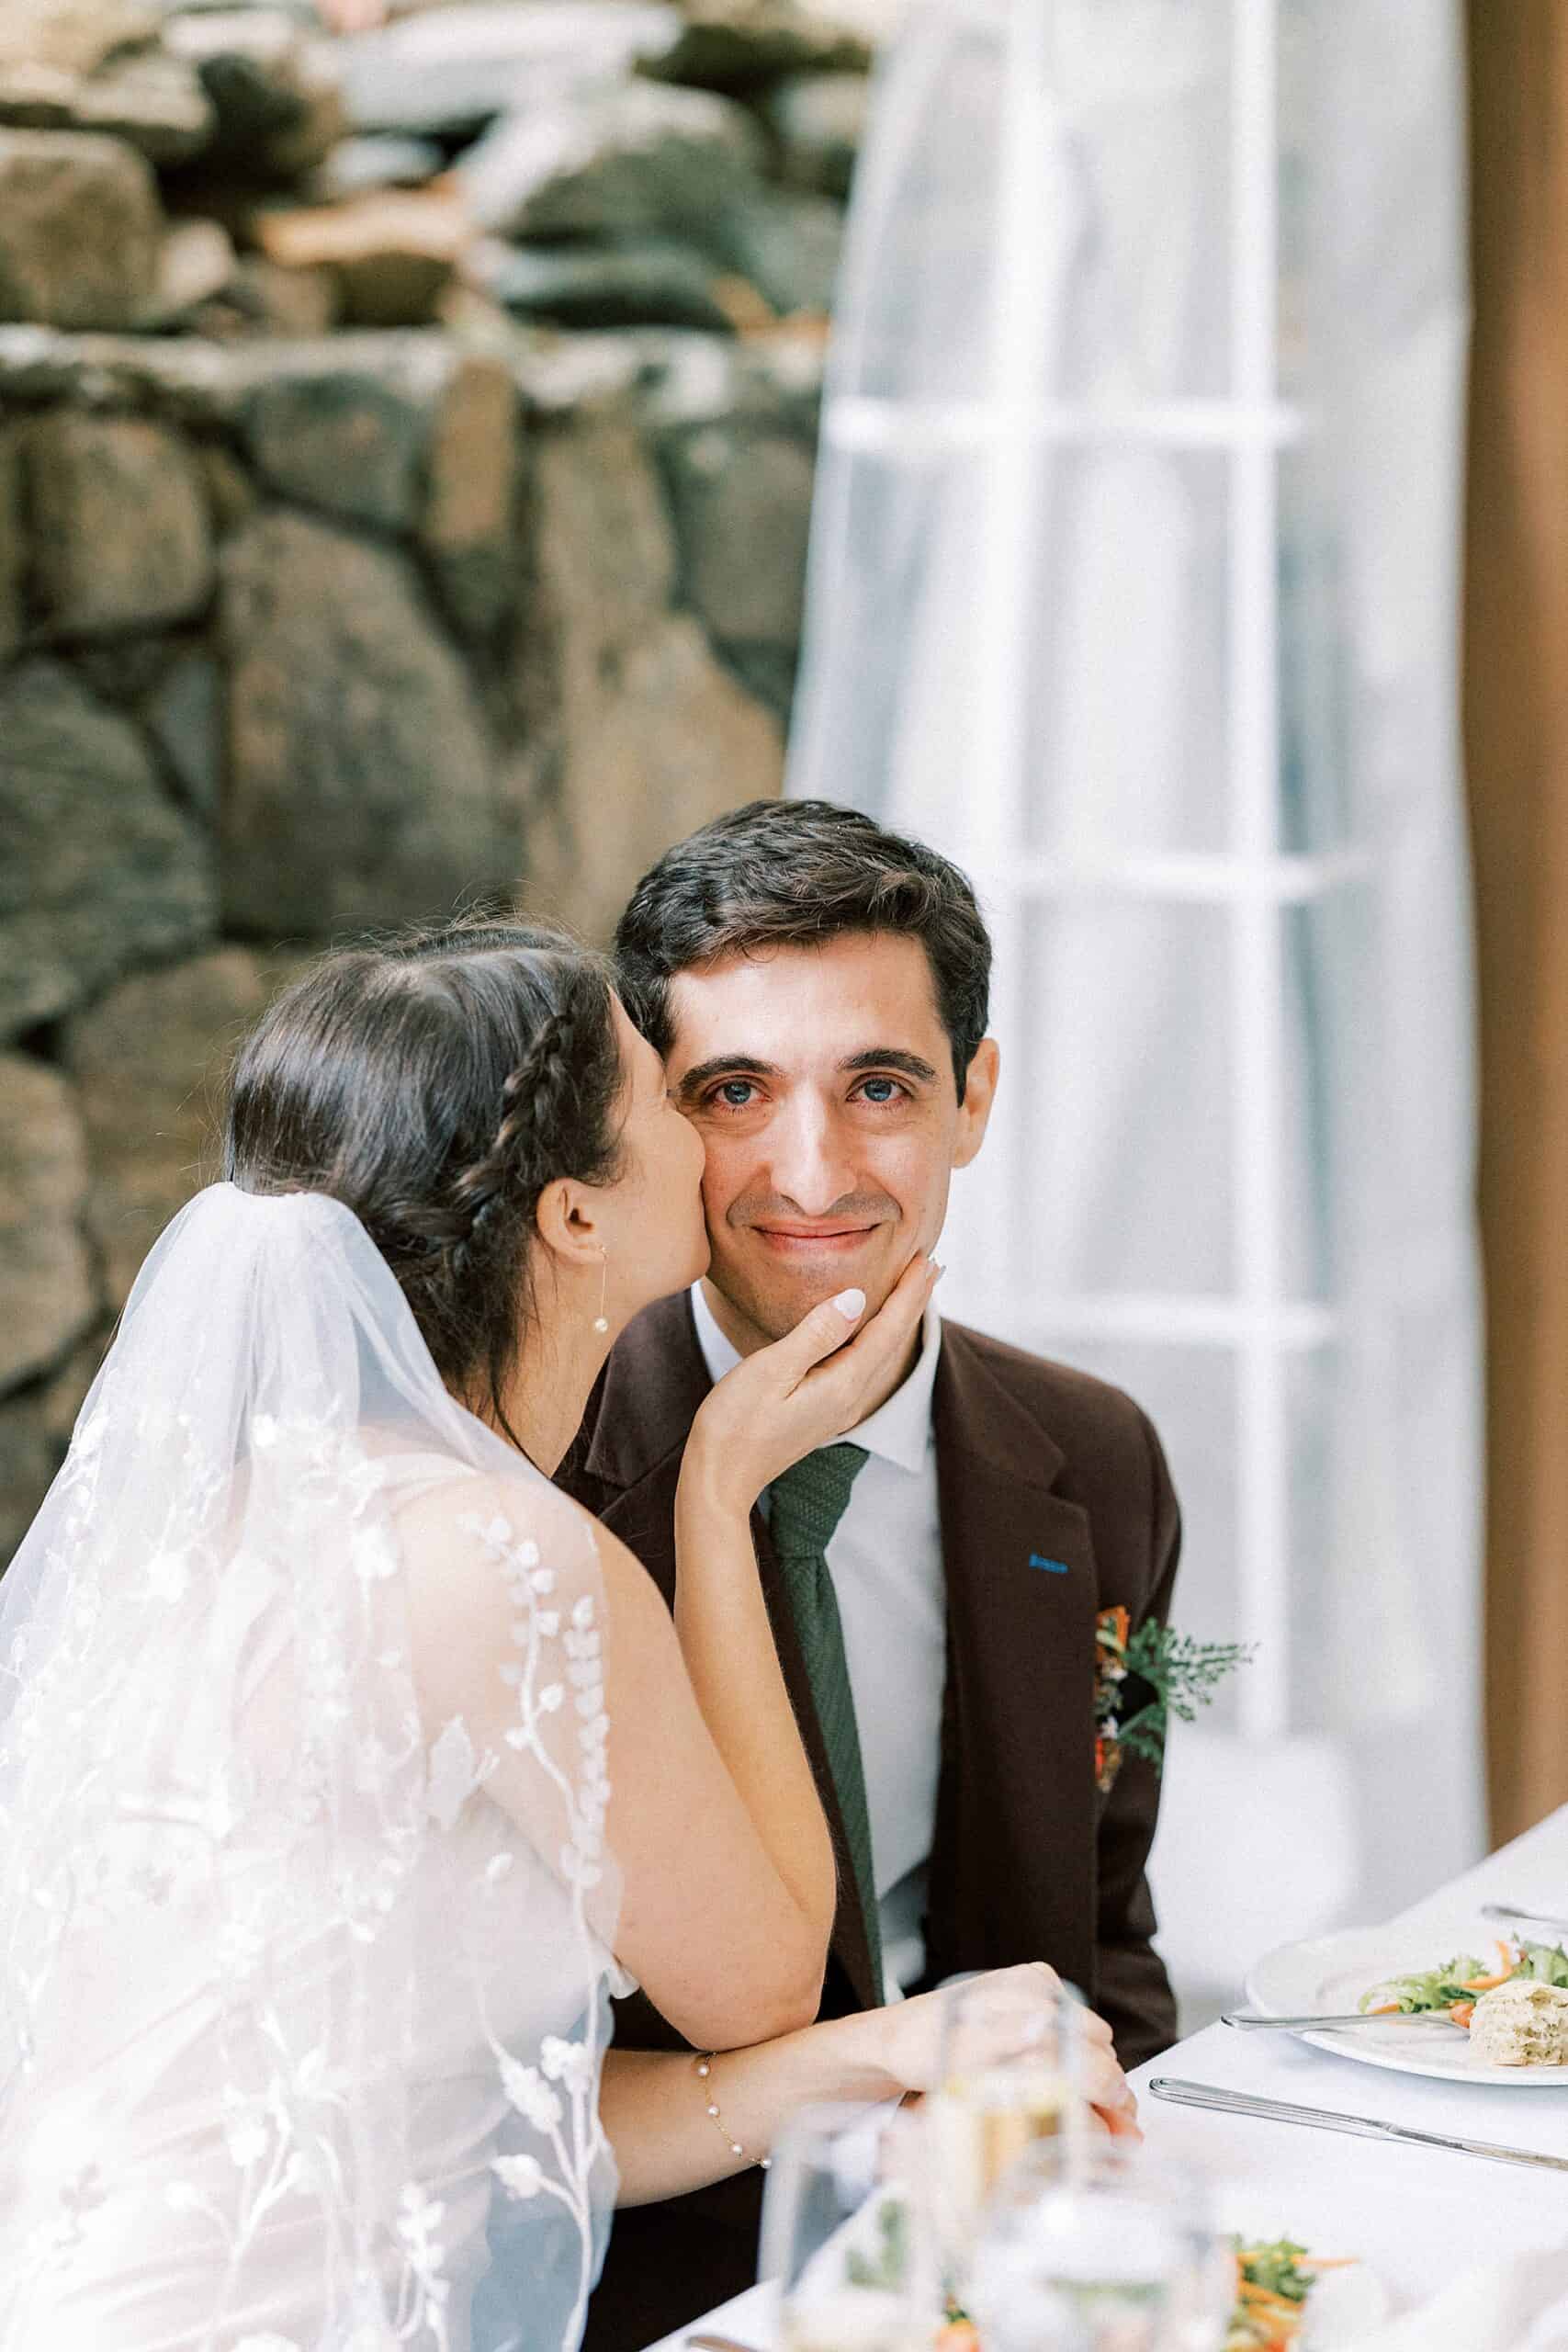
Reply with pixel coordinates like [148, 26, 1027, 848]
[1247, 1927, 1568, 2087]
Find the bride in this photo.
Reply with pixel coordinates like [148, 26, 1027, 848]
[0, 921, 1129, 2352]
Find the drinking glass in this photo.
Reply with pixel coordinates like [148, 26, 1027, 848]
[926, 1970, 1088, 2289]
[964, 2138, 1235, 2352]
[761, 2102, 942, 2352]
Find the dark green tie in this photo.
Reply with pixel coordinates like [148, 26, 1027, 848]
[769, 1441, 883, 2004]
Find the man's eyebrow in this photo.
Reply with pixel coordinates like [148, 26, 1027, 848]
[840, 1048, 940, 1083]
[675, 1053, 782, 1100]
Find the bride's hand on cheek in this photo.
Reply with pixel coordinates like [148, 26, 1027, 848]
[682, 1252, 941, 1515]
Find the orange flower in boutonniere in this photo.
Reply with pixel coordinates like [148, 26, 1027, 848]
[1094, 1607, 1250, 1795]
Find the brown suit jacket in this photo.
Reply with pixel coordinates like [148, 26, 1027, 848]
[557, 1293, 1180, 2352]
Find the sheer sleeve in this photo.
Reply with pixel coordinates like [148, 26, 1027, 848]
[393, 1465, 623, 1956]
[0, 1188, 623, 2352]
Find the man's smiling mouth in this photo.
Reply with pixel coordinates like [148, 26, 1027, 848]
[748, 1223, 881, 1252]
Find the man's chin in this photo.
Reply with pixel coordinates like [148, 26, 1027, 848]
[708, 1250, 894, 1345]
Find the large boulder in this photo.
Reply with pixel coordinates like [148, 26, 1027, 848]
[238, 348, 424, 528]
[0, 1388, 69, 1566]
[163, 9, 344, 182]
[0, 1054, 97, 1400]
[150, 219, 238, 330]
[638, 0, 870, 93]
[24, 413, 215, 637]
[210, 255, 341, 341]
[0, 661, 218, 1041]
[60, 948, 300, 1307]
[460, 79, 765, 243]
[525, 612, 783, 945]
[478, 238, 737, 334]
[419, 347, 522, 641]
[337, 2, 677, 144]
[0, 1330, 103, 1565]
[253, 189, 467, 329]
[0, 1, 158, 78]
[532, 415, 678, 659]
[219, 509, 515, 936]
[0, 130, 163, 331]
[521, 415, 780, 942]
[659, 421, 812, 647]
[707, 185, 842, 315]
[142, 648, 224, 818]
[0, 426, 20, 662]
[236, 334, 516, 540]
[761, 68, 867, 198]
[0, 46, 213, 165]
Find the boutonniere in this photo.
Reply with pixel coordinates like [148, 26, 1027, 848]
[1094, 1606, 1251, 1794]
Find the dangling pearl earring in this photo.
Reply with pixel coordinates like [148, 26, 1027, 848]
[592, 1248, 610, 1335]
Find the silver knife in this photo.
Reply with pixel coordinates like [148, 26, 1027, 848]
[1482, 1901, 1568, 1938]
[1148, 2078, 1568, 2171]
[1221, 2009, 1461, 2031]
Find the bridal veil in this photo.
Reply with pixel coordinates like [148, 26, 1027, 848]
[0, 1182, 621, 2352]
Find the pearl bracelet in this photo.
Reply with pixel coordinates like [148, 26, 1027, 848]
[694, 2052, 772, 2171]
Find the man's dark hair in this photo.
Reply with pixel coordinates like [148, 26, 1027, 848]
[614, 800, 993, 1099]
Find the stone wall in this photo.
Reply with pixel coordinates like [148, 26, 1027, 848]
[0, 0, 860, 1562]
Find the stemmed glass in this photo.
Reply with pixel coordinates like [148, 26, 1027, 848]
[926, 1970, 1089, 2294]
[761, 2102, 943, 2352]
[964, 2138, 1235, 2352]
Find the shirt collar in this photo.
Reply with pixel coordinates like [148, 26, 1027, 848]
[688, 1282, 942, 1476]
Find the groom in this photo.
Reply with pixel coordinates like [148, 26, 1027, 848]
[561, 800, 1180, 2350]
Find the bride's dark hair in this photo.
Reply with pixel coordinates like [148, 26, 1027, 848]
[223, 921, 625, 1428]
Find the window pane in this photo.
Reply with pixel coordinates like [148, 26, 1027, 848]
[1012, 902, 1235, 1295]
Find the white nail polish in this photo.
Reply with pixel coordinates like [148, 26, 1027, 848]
[832, 1288, 866, 1319]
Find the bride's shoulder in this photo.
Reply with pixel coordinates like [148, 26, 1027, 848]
[388, 1460, 600, 1588]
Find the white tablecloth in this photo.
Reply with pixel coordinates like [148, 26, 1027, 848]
[640, 1806, 1568, 2349]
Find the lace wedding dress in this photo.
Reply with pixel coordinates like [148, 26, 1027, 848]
[0, 1188, 624, 2352]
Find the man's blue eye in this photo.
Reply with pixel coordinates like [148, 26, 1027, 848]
[860, 1079, 899, 1102]
[717, 1080, 754, 1106]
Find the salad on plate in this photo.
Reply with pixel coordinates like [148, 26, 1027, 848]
[1224, 2238, 1357, 2352]
[939, 2236, 1357, 2352]
[1359, 1936, 1568, 2030]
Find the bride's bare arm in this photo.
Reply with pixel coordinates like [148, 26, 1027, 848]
[400, 1253, 938, 2056]
[599, 1969, 1140, 2205]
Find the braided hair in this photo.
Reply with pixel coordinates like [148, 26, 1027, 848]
[223, 922, 625, 1433]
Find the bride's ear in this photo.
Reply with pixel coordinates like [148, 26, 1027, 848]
[532, 1177, 606, 1274]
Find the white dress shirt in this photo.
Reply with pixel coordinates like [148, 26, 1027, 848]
[690, 1283, 946, 1998]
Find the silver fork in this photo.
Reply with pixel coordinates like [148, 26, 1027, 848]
[1222, 2008, 1462, 2030]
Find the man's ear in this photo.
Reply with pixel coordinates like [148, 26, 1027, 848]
[533, 1177, 606, 1273]
[953, 1038, 1000, 1170]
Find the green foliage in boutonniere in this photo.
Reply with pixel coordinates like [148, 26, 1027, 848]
[1094, 1606, 1252, 1794]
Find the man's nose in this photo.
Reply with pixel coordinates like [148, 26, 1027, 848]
[766, 1099, 857, 1217]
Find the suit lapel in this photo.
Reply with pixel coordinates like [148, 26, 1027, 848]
[581, 1294, 884, 2014]
[926, 1327, 1099, 2001]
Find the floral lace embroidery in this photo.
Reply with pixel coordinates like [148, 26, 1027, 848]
[456, 1508, 614, 2320]
[1, 1396, 615, 2352]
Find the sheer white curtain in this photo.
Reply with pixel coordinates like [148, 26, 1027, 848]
[787, 0, 1481, 1996]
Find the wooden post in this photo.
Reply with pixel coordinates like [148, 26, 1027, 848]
[1464, 5, 1568, 1839]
